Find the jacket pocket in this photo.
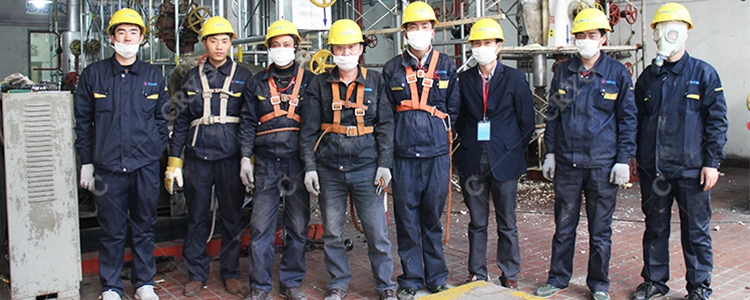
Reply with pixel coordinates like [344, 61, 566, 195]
[141, 88, 158, 115]
[685, 83, 702, 116]
[93, 91, 112, 112]
[594, 84, 618, 113]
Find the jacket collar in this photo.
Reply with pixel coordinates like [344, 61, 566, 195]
[665, 51, 690, 75]
[400, 48, 435, 69]
[109, 55, 143, 75]
[326, 66, 367, 85]
[202, 57, 235, 76]
[262, 61, 300, 80]
[567, 50, 607, 77]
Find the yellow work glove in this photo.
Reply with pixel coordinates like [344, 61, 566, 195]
[164, 157, 184, 195]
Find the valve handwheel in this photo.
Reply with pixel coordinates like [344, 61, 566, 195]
[188, 6, 213, 34]
[609, 3, 620, 26]
[624, 62, 634, 76]
[366, 34, 378, 48]
[69, 40, 82, 56]
[148, 15, 159, 36]
[64, 72, 79, 87]
[624, 4, 638, 25]
[310, 0, 336, 8]
[310, 49, 336, 75]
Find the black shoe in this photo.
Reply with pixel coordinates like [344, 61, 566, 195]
[429, 285, 449, 293]
[687, 288, 709, 300]
[630, 282, 663, 300]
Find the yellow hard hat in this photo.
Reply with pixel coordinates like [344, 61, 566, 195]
[107, 8, 146, 35]
[402, 1, 438, 27]
[468, 18, 505, 42]
[265, 19, 302, 47]
[571, 8, 612, 34]
[328, 19, 364, 45]
[201, 16, 236, 39]
[651, 2, 693, 30]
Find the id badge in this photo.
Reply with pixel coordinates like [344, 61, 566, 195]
[477, 120, 491, 141]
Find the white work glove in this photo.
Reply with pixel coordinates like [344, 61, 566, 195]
[374, 167, 392, 187]
[239, 157, 255, 189]
[700, 167, 719, 191]
[304, 171, 320, 196]
[80, 163, 95, 191]
[542, 153, 555, 181]
[164, 157, 184, 195]
[609, 163, 630, 186]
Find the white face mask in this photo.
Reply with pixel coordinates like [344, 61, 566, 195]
[268, 47, 296, 67]
[406, 30, 433, 51]
[575, 38, 600, 59]
[654, 21, 688, 59]
[113, 41, 139, 59]
[333, 55, 359, 71]
[471, 46, 498, 66]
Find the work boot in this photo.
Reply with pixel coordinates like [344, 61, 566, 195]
[466, 274, 483, 283]
[380, 289, 397, 300]
[324, 288, 348, 300]
[592, 291, 610, 300]
[501, 279, 518, 289]
[102, 290, 121, 300]
[134, 285, 159, 300]
[280, 286, 308, 300]
[687, 288, 710, 300]
[183, 281, 204, 297]
[630, 282, 663, 300]
[245, 288, 272, 300]
[225, 278, 243, 294]
[396, 287, 416, 300]
[535, 283, 566, 298]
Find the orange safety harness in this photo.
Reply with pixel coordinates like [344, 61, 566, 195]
[256, 67, 305, 137]
[319, 67, 372, 137]
[395, 50, 447, 120]
[395, 50, 454, 244]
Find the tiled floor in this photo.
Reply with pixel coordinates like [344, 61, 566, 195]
[80, 167, 750, 299]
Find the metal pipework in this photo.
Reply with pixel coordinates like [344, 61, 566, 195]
[62, 0, 80, 75]
[532, 53, 546, 88]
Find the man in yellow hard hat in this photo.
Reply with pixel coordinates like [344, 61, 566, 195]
[381, 2, 459, 298]
[299, 19, 397, 300]
[455, 18, 534, 290]
[75, 8, 167, 300]
[239, 19, 314, 300]
[535, 8, 636, 300]
[630, 3, 727, 300]
[164, 16, 252, 297]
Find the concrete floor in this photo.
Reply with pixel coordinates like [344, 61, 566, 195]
[80, 167, 750, 300]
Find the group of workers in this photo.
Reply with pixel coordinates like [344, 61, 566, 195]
[73, 2, 726, 300]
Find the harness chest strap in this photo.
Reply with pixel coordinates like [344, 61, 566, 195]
[320, 68, 373, 136]
[395, 50, 447, 120]
[258, 67, 305, 124]
[189, 60, 240, 146]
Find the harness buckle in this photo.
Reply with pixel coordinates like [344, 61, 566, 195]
[354, 108, 365, 117]
[345, 126, 358, 137]
[416, 69, 425, 78]
[270, 96, 281, 105]
[406, 74, 417, 84]
[332, 101, 343, 111]
[429, 106, 438, 116]
[422, 78, 434, 88]
[288, 98, 300, 107]
[202, 91, 213, 99]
